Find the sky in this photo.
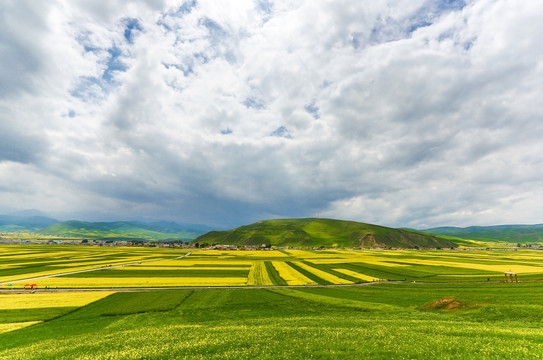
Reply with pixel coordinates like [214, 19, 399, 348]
[1, 0, 543, 229]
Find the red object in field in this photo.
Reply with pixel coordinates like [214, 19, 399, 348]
[24, 284, 30, 287]
[30, 284, 37, 288]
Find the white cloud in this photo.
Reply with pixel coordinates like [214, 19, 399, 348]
[1, 0, 543, 228]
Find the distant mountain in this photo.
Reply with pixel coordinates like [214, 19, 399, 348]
[135, 220, 215, 234]
[0, 214, 59, 232]
[40, 220, 207, 241]
[423, 224, 543, 243]
[0, 214, 209, 241]
[193, 218, 456, 248]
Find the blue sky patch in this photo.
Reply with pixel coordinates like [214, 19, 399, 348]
[200, 17, 225, 38]
[243, 97, 264, 109]
[70, 46, 127, 100]
[305, 101, 320, 119]
[83, 45, 99, 53]
[102, 47, 126, 82]
[437, 0, 466, 12]
[123, 18, 142, 44]
[178, 0, 197, 15]
[408, 20, 432, 34]
[270, 126, 292, 139]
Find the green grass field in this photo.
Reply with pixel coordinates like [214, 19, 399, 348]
[2, 283, 543, 359]
[3, 245, 543, 358]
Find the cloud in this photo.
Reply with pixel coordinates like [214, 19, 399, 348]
[1, 0, 543, 228]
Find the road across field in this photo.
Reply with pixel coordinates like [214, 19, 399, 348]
[0, 279, 524, 294]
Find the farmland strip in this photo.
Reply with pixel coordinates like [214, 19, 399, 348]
[272, 262, 316, 286]
[286, 261, 329, 285]
[302, 262, 362, 283]
[247, 261, 274, 286]
[295, 262, 353, 285]
[264, 261, 287, 286]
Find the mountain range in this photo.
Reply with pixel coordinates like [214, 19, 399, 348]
[3, 211, 543, 246]
[0, 214, 59, 232]
[0, 213, 211, 241]
[422, 224, 543, 244]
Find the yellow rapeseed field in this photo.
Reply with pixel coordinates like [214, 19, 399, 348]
[237, 251, 289, 258]
[247, 261, 274, 286]
[5, 245, 543, 289]
[117, 266, 250, 271]
[0, 321, 42, 334]
[333, 268, 376, 282]
[271, 262, 316, 285]
[34, 277, 248, 288]
[0, 256, 169, 283]
[0, 292, 115, 310]
[47, 257, 160, 267]
[293, 262, 352, 284]
[144, 259, 251, 267]
[309, 257, 405, 267]
[2, 251, 70, 259]
[402, 259, 543, 274]
[0, 265, 132, 284]
[281, 250, 321, 258]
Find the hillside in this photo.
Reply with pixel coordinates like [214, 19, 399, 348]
[193, 218, 456, 248]
[423, 224, 543, 244]
[40, 220, 207, 241]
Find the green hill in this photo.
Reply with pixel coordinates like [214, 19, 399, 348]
[193, 218, 456, 248]
[40, 220, 205, 241]
[423, 225, 543, 244]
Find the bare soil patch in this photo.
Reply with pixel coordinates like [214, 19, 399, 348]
[423, 298, 463, 311]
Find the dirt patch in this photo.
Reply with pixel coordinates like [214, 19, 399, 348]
[359, 234, 377, 247]
[423, 298, 463, 311]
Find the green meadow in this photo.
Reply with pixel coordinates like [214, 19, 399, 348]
[2, 245, 543, 358]
[2, 283, 543, 359]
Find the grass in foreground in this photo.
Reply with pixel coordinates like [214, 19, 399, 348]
[2, 283, 543, 359]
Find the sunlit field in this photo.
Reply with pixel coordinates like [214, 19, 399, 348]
[3, 245, 543, 358]
[3, 245, 543, 289]
[3, 284, 543, 359]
